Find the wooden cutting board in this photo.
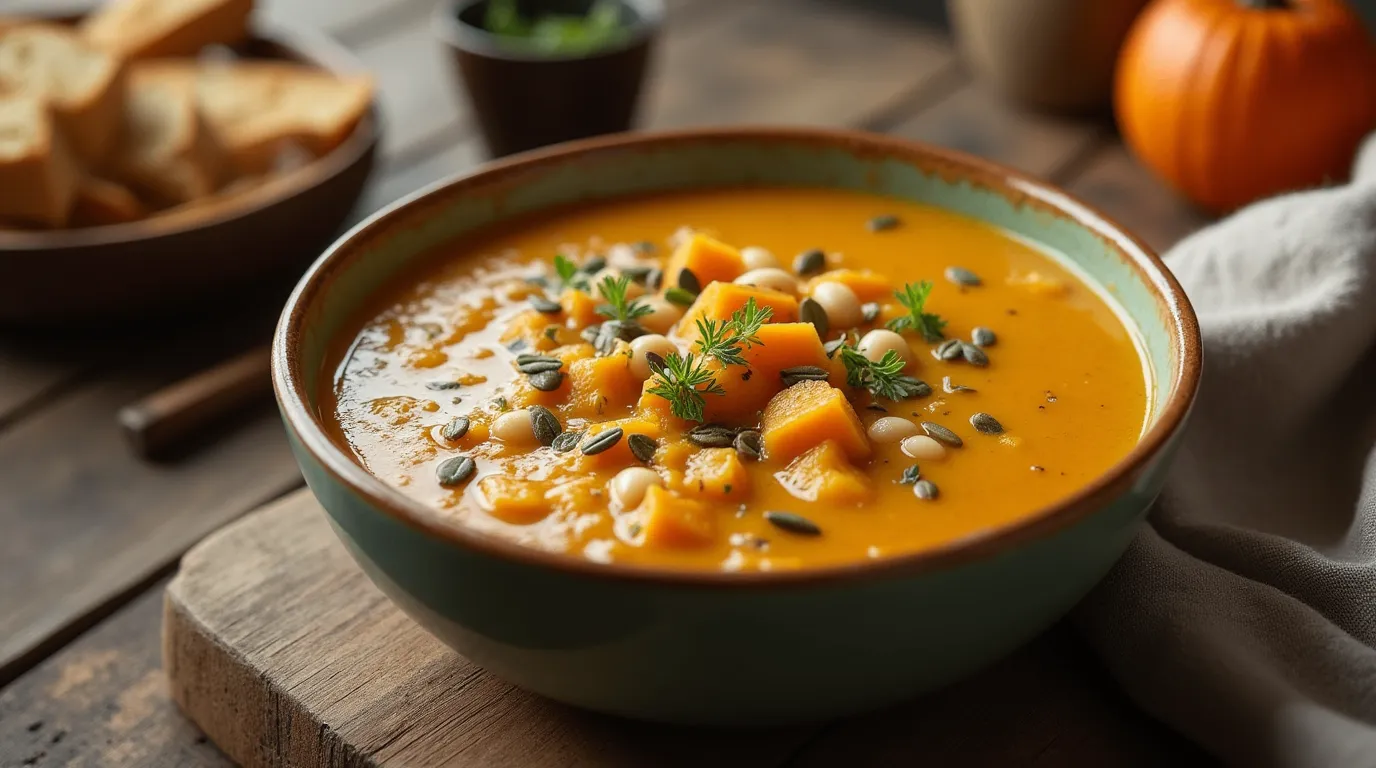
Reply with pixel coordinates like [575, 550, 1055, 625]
[162, 489, 1205, 767]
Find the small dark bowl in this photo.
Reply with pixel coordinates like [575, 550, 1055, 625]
[0, 25, 379, 326]
[434, 0, 662, 158]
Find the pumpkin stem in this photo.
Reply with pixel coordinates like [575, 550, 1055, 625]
[1238, 0, 1288, 8]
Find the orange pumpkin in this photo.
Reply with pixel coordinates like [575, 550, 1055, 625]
[1116, 0, 1376, 213]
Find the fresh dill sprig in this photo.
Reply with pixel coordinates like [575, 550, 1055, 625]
[595, 274, 652, 324]
[885, 281, 946, 342]
[645, 351, 725, 423]
[692, 297, 771, 368]
[553, 253, 589, 292]
[838, 344, 929, 401]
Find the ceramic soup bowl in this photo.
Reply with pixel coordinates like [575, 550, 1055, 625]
[272, 128, 1200, 726]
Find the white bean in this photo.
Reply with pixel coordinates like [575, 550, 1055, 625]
[900, 435, 947, 461]
[492, 409, 536, 444]
[810, 281, 863, 329]
[629, 334, 678, 379]
[611, 467, 662, 510]
[867, 416, 919, 443]
[858, 329, 913, 368]
[734, 267, 799, 295]
[637, 295, 684, 334]
[741, 246, 781, 270]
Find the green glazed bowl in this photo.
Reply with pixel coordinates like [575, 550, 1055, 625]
[272, 128, 1200, 726]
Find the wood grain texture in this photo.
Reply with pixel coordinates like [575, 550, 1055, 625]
[164, 491, 812, 768]
[1066, 144, 1210, 254]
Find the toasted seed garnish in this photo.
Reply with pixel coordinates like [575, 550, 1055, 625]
[551, 431, 581, 453]
[506, 338, 528, 352]
[580, 324, 600, 343]
[688, 423, 738, 448]
[793, 248, 826, 276]
[900, 377, 934, 399]
[665, 287, 697, 307]
[913, 479, 939, 500]
[867, 214, 900, 232]
[436, 455, 476, 487]
[971, 327, 997, 347]
[645, 267, 664, 290]
[580, 427, 624, 455]
[970, 412, 1004, 435]
[634, 240, 656, 255]
[960, 342, 989, 367]
[440, 416, 470, 442]
[627, 433, 657, 463]
[765, 510, 822, 536]
[942, 375, 975, 394]
[644, 351, 668, 376]
[866, 403, 888, 412]
[920, 421, 963, 447]
[516, 353, 560, 365]
[621, 265, 655, 283]
[593, 324, 619, 356]
[734, 429, 763, 460]
[529, 405, 562, 446]
[529, 370, 565, 391]
[581, 255, 608, 274]
[525, 274, 550, 288]
[945, 266, 982, 286]
[517, 358, 563, 374]
[823, 337, 846, 358]
[934, 338, 963, 361]
[780, 365, 830, 387]
[529, 295, 562, 314]
[426, 380, 462, 391]
[677, 268, 702, 294]
[861, 302, 881, 323]
[800, 297, 830, 336]
[899, 464, 921, 484]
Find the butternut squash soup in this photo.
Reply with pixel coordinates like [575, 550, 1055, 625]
[323, 188, 1151, 571]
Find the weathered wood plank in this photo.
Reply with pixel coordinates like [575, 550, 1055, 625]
[0, 584, 232, 768]
[1063, 144, 1209, 255]
[163, 491, 813, 767]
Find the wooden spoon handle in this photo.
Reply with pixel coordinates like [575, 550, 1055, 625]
[119, 343, 273, 459]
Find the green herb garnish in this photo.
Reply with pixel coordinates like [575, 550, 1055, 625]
[595, 274, 652, 324]
[645, 352, 725, 423]
[553, 253, 589, 292]
[838, 345, 929, 401]
[692, 298, 770, 368]
[483, 0, 628, 56]
[886, 281, 946, 342]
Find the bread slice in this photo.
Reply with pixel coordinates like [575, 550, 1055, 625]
[159, 60, 372, 173]
[110, 63, 225, 207]
[0, 24, 124, 165]
[0, 94, 78, 227]
[80, 0, 254, 60]
[72, 175, 147, 227]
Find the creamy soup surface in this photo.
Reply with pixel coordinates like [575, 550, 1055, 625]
[323, 187, 1151, 571]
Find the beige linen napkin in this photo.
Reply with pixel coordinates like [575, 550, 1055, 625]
[1075, 134, 1376, 767]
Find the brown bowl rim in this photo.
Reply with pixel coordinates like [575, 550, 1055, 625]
[273, 126, 1202, 589]
[0, 23, 380, 252]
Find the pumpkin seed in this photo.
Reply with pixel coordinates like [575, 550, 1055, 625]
[529, 406, 562, 446]
[861, 302, 881, 323]
[942, 375, 975, 394]
[594, 324, 620, 356]
[793, 248, 826, 276]
[960, 342, 989, 367]
[436, 455, 476, 487]
[528, 370, 565, 391]
[866, 403, 888, 412]
[899, 464, 921, 484]
[971, 327, 997, 347]
[426, 380, 462, 391]
[580, 325, 600, 343]
[913, 479, 939, 500]
[580, 427, 624, 455]
[867, 214, 900, 232]
[823, 337, 846, 358]
[800, 297, 830, 336]
[934, 338, 963, 361]
[628, 433, 657, 463]
[529, 295, 562, 314]
[517, 358, 563, 375]
[440, 416, 470, 442]
[634, 241, 656, 255]
[506, 338, 528, 352]
[780, 365, 829, 388]
[734, 429, 763, 460]
[970, 412, 1004, 435]
[516, 353, 559, 365]
[665, 287, 697, 307]
[920, 421, 963, 447]
[580, 255, 608, 274]
[645, 267, 664, 290]
[688, 423, 737, 448]
[644, 351, 668, 376]
[677, 267, 702, 294]
[764, 510, 822, 536]
[945, 266, 982, 286]
[524, 275, 550, 288]
[899, 377, 933, 399]
[551, 431, 581, 453]
[621, 265, 655, 284]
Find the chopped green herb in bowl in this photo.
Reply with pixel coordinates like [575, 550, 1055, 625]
[484, 0, 630, 55]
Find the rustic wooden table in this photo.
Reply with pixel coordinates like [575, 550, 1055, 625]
[0, 1, 1215, 765]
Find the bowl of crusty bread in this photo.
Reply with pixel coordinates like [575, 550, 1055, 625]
[0, 0, 379, 324]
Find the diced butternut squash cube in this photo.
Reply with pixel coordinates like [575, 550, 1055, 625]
[476, 475, 553, 524]
[657, 438, 697, 471]
[676, 282, 799, 340]
[638, 485, 715, 549]
[774, 440, 872, 506]
[664, 233, 745, 289]
[761, 380, 870, 463]
[500, 309, 566, 351]
[683, 447, 750, 500]
[560, 289, 601, 328]
[543, 476, 602, 518]
[568, 352, 641, 416]
[702, 322, 842, 423]
[804, 269, 895, 303]
[569, 417, 663, 471]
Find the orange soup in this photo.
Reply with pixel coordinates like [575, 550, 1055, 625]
[323, 188, 1151, 571]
